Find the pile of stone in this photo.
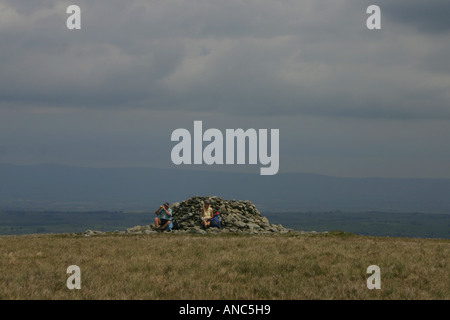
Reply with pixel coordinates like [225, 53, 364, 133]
[164, 195, 292, 234]
[82, 196, 327, 236]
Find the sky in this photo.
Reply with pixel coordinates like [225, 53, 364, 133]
[1, 0, 449, 178]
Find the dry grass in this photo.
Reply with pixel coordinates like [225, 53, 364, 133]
[0, 232, 448, 300]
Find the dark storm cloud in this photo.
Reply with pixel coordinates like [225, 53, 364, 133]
[0, 0, 449, 120]
[3, 0, 56, 15]
[1, 0, 449, 178]
[381, 0, 450, 34]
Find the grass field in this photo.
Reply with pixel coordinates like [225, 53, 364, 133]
[0, 232, 448, 300]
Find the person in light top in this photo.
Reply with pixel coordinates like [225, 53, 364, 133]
[201, 200, 213, 229]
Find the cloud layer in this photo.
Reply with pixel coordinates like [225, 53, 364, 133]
[1, 0, 449, 177]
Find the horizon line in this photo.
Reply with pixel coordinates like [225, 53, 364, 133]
[1, 162, 449, 180]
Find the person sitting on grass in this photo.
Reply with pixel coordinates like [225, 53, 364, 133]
[154, 202, 173, 232]
[201, 200, 213, 229]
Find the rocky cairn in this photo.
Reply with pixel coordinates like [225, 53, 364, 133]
[83, 196, 326, 236]
[170, 196, 291, 234]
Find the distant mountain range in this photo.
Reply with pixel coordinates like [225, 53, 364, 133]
[0, 164, 449, 213]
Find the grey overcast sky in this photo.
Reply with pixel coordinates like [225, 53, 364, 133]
[1, 0, 449, 178]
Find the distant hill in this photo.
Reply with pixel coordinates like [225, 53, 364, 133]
[0, 163, 449, 213]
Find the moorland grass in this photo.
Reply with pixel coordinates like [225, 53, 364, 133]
[0, 232, 448, 300]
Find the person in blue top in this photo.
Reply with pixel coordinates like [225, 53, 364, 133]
[154, 202, 173, 232]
